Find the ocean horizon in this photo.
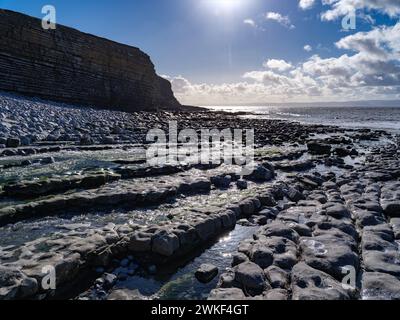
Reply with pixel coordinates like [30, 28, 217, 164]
[206, 105, 400, 131]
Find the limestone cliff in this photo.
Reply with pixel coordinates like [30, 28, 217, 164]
[0, 9, 181, 112]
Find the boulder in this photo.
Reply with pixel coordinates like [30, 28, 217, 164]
[152, 230, 180, 257]
[208, 288, 247, 300]
[245, 164, 274, 182]
[334, 147, 358, 157]
[265, 266, 289, 289]
[128, 232, 152, 252]
[102, 273, 117, 290]
[6, 137, 20, 148]
[307, 141, 331, 155]
[258, 193, 276, 206]
[234, 261, 268, 294]
[217, 269, 238, 288]
[324, 203, 352, 220]
[194, 218, 219, 241]
[263, 289, 288, 300]
[232, 252, 249, 267]
[256, 236, 298, 270]
[102, 136, 115, 144]
[195, 264, 219, 283]
[0, 266, 38, 300]
[210, 175, 231, 188]
[249, 243, 274, 269]
[236, 179, 248, 190]
[80, 135, 93, 145]
[382, 201, 400, 218]
[219, 210, 237, 229]
[285, 187, 305, 202]
[239, 199, 255, 217]
[20, 136, 31, 146]
[258, 222, 300, 243]
[284, 222, 312, 237]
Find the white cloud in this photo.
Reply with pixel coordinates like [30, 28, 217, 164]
[304, 45, 313, 52]
[243, 19, 256, 27]
[265, 12, 295, 29]
[263, 59, 293, 71]
[165, 22, 400, 105]
[359, 12, 376, 25]
[299, 0, 316, 10]
[335, 23, 400, 58]
[321, 0, 400, 21]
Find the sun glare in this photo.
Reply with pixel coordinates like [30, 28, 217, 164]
[215, 0, 241, 9]
[205, 0, 243, 14]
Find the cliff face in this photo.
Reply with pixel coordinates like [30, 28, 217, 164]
[0, 9, 181, 112]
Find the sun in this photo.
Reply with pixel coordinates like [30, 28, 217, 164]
[204, 0, 243, 14]
[214, 0, 242, 10]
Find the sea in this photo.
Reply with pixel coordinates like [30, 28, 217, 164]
[206, 105, 400, 132]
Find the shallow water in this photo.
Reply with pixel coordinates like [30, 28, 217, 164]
[0, 180, 268, 248]
[113, 225, 258, 300]
[0, 147, 146, 183]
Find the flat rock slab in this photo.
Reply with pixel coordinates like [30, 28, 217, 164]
[381, 182, 400, 218]
[291, 262, 351, 300]
[300, 234, 359, 280]
[362, 272, 400, 300]
[257, 221, 300, 243]
[363, 250, 400, 277]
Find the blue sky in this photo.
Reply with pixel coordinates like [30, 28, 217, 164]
[1, 0, 400, 105]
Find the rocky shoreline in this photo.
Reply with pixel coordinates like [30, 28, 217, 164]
[0, 92, 399, 300]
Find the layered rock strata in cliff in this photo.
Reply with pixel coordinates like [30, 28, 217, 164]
[0, 9, 180, 112]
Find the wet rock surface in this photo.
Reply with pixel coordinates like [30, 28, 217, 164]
[362, 272, 400, 300]
[213, 135, 400, 300]
[0, 93, 400, 300]
[195, 264, 219, 283]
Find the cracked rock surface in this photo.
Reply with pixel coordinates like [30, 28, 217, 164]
[1, 93, 400, 300]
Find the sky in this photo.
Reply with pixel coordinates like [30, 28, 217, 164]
[1, 0, 400, 105]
